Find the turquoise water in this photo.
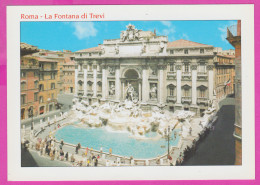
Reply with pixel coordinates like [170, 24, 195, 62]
[55, 125, 179, 159]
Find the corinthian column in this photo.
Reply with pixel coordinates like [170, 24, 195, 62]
[115, 66, 121, 101]
[74, 65, 78, 97]
[191, 64, 197, 105]
[208, 64, 214, 100]
[83, 65, 88, 96]
[142, 65, 149, 103]
[101, 64, 107, 100]
[176, 64, 182, 104]
[93, 64, 97, 97]
[158, 64, 166, 104]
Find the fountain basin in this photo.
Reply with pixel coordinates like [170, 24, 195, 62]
[55, 125, 180, 159]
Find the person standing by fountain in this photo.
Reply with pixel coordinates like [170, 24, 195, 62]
[85, 147, 88, 156]
[75, 143, 81, 154]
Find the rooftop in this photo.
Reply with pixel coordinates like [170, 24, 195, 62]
[76, 45, 101, 53]
[167, 39, 212, 48]
[36, 57, 58, 62]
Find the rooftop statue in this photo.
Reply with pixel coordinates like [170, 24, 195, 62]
[120, 24, 140, 42]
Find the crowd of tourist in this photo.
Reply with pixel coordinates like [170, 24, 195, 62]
[31, 136, 103, 167]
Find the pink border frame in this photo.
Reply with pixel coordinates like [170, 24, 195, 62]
[0, 0, 258, 184]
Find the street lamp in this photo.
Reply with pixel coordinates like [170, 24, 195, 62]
[164, 125, 173, 159]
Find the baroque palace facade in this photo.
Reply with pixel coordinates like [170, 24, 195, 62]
[74, 24, 234, 115]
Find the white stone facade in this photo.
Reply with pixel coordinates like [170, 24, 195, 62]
[74, 24, 216, 114]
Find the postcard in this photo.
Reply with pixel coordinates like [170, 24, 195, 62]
[6, 4, 255, 181]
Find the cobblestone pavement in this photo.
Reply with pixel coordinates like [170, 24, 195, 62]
[182, 96, 236, 165]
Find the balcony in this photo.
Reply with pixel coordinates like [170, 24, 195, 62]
[197, 72, 208, 80]
[181, 97, 192, 104]
[166, 96, 176, 103]
[167, 72, 176, 80]
[21, 65, 38, 69]
[182, 72, 191, 80]
[197, 97, 208, 105]
[39, 67, 57, 71]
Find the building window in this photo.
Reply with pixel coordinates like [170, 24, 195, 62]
[184, 89, 190, 97]
[169, 86, 174, 96]
[39, 96, 43, 103]
[87, 81, 92, 91]
[34, 93, 38, 101]
[170, 50, 174, 54]
[184, 64, 189, 72]
[39, 73, 44, 80]
[170, 63, 174, 72]
[34, 72, 38, 77]
[198, 63, 206, 73]
[39, 84, 44, 91]
[184, 49, 188, 54]
[34, 81, 38, 89]
[21, 95, 26, 105]
[182, 85, 191, 97]
[199, 89, 206, 97]
[21, 72, 26, 78]
[89, 53, 92, 56]
[200, 49, 204, 54]
[80, 53, 82, 57]
[51, 83, 55, 89]
[51, 93, 54, 99]
[39, 63, 44, 70]
[21, 82, 26, 90]
[51, 73, 56, 79]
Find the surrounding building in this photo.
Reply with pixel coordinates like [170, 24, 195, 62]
[214, 49, 235, 100]
[62, 56, 75, 94]
[36, 57, 59, 115]
[227, 20, 242, 165]
[20, 43, 39, 120]
[74, 24, 218, 115]
[34, 50, 75, 94]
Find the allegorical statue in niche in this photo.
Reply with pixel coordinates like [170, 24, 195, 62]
[150, 84, 157, 99]
[109, 84, 115, 96]
[126, 83, 135, 101]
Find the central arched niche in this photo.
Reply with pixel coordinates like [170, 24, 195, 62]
[124, 69, 139, 79]
[123, 69, 140, 99]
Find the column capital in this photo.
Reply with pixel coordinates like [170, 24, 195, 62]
[101, 63, 108, 69]
[207, 64, 214, 70]
[83, 65, 88, 69]
[191, 64, 197, 70]
[142, 65, 149, 70]
[158, 64, 167, 70]
[175, 64, 182, 70]
[93, 64, 97, 69]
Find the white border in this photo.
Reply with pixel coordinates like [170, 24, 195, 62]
[7, 5, 255, 181]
